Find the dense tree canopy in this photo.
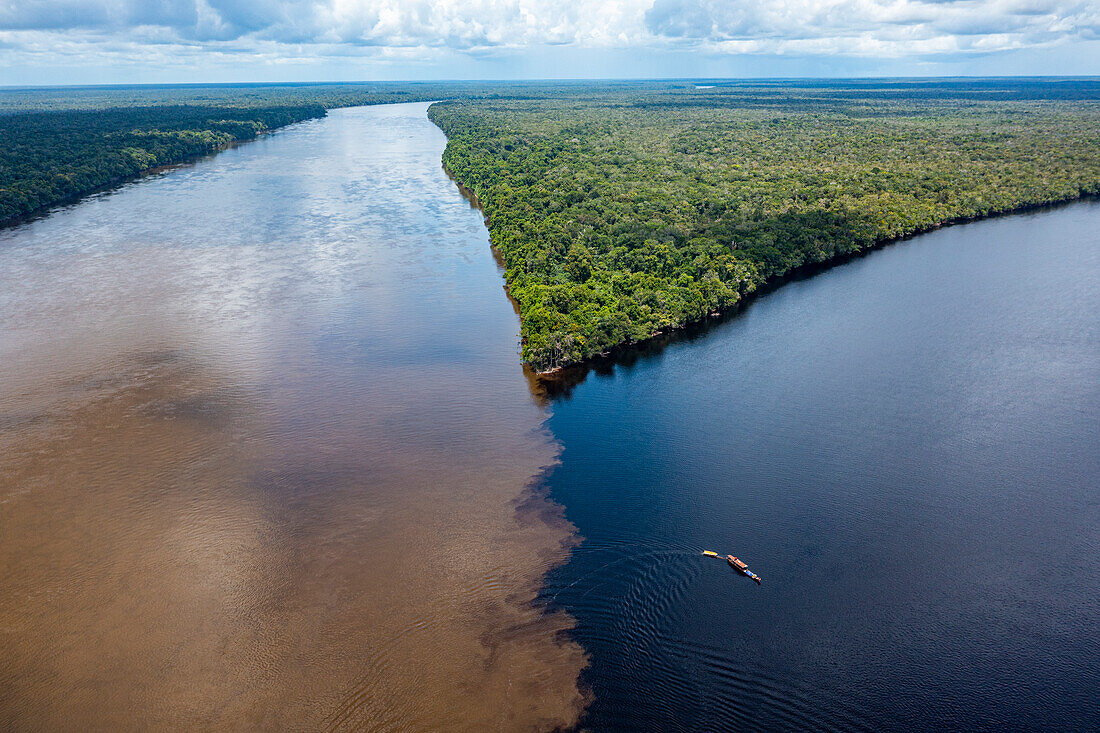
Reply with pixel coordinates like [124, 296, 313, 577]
[430, 81, 1100, 371]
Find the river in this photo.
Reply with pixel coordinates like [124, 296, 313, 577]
[1, 101, 1097, 732]
[0, 103, 586, 731]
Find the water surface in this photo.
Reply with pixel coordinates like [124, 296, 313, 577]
[3, 99, 1097, 732]
[541, 201, 1099, 731]
[0, 103, 587, 731]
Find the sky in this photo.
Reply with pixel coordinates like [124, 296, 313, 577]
[0, 0, 1097, 85]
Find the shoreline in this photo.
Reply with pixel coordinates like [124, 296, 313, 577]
[536, 191, 1100, 379]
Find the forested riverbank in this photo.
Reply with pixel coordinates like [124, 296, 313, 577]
[430, 80, 1100, 372]
[0, 82, 483, 226]
[0, 104, 329, 224]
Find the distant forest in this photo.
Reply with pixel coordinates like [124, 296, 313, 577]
[3, 79, 1099, 372]
[0, 83, 466, 225]
[429, 79, 1100, 371]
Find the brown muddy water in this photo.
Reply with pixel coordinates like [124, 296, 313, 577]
[0, 103, 587, 731]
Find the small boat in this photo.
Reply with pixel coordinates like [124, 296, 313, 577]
[727, 555, 762, 584]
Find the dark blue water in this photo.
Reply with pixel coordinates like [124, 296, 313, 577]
[541, 201, 1100, 731]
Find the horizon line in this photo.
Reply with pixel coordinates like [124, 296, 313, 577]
[3, 74, 1100, 91]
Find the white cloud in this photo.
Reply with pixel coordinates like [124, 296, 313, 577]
[645, 0, 1098, 56]
[0, 0, 1095, 80]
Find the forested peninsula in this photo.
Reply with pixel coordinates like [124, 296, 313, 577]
[430, 80, 1100, 372]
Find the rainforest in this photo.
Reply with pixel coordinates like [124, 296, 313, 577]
[429, 79, 1100, 371]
